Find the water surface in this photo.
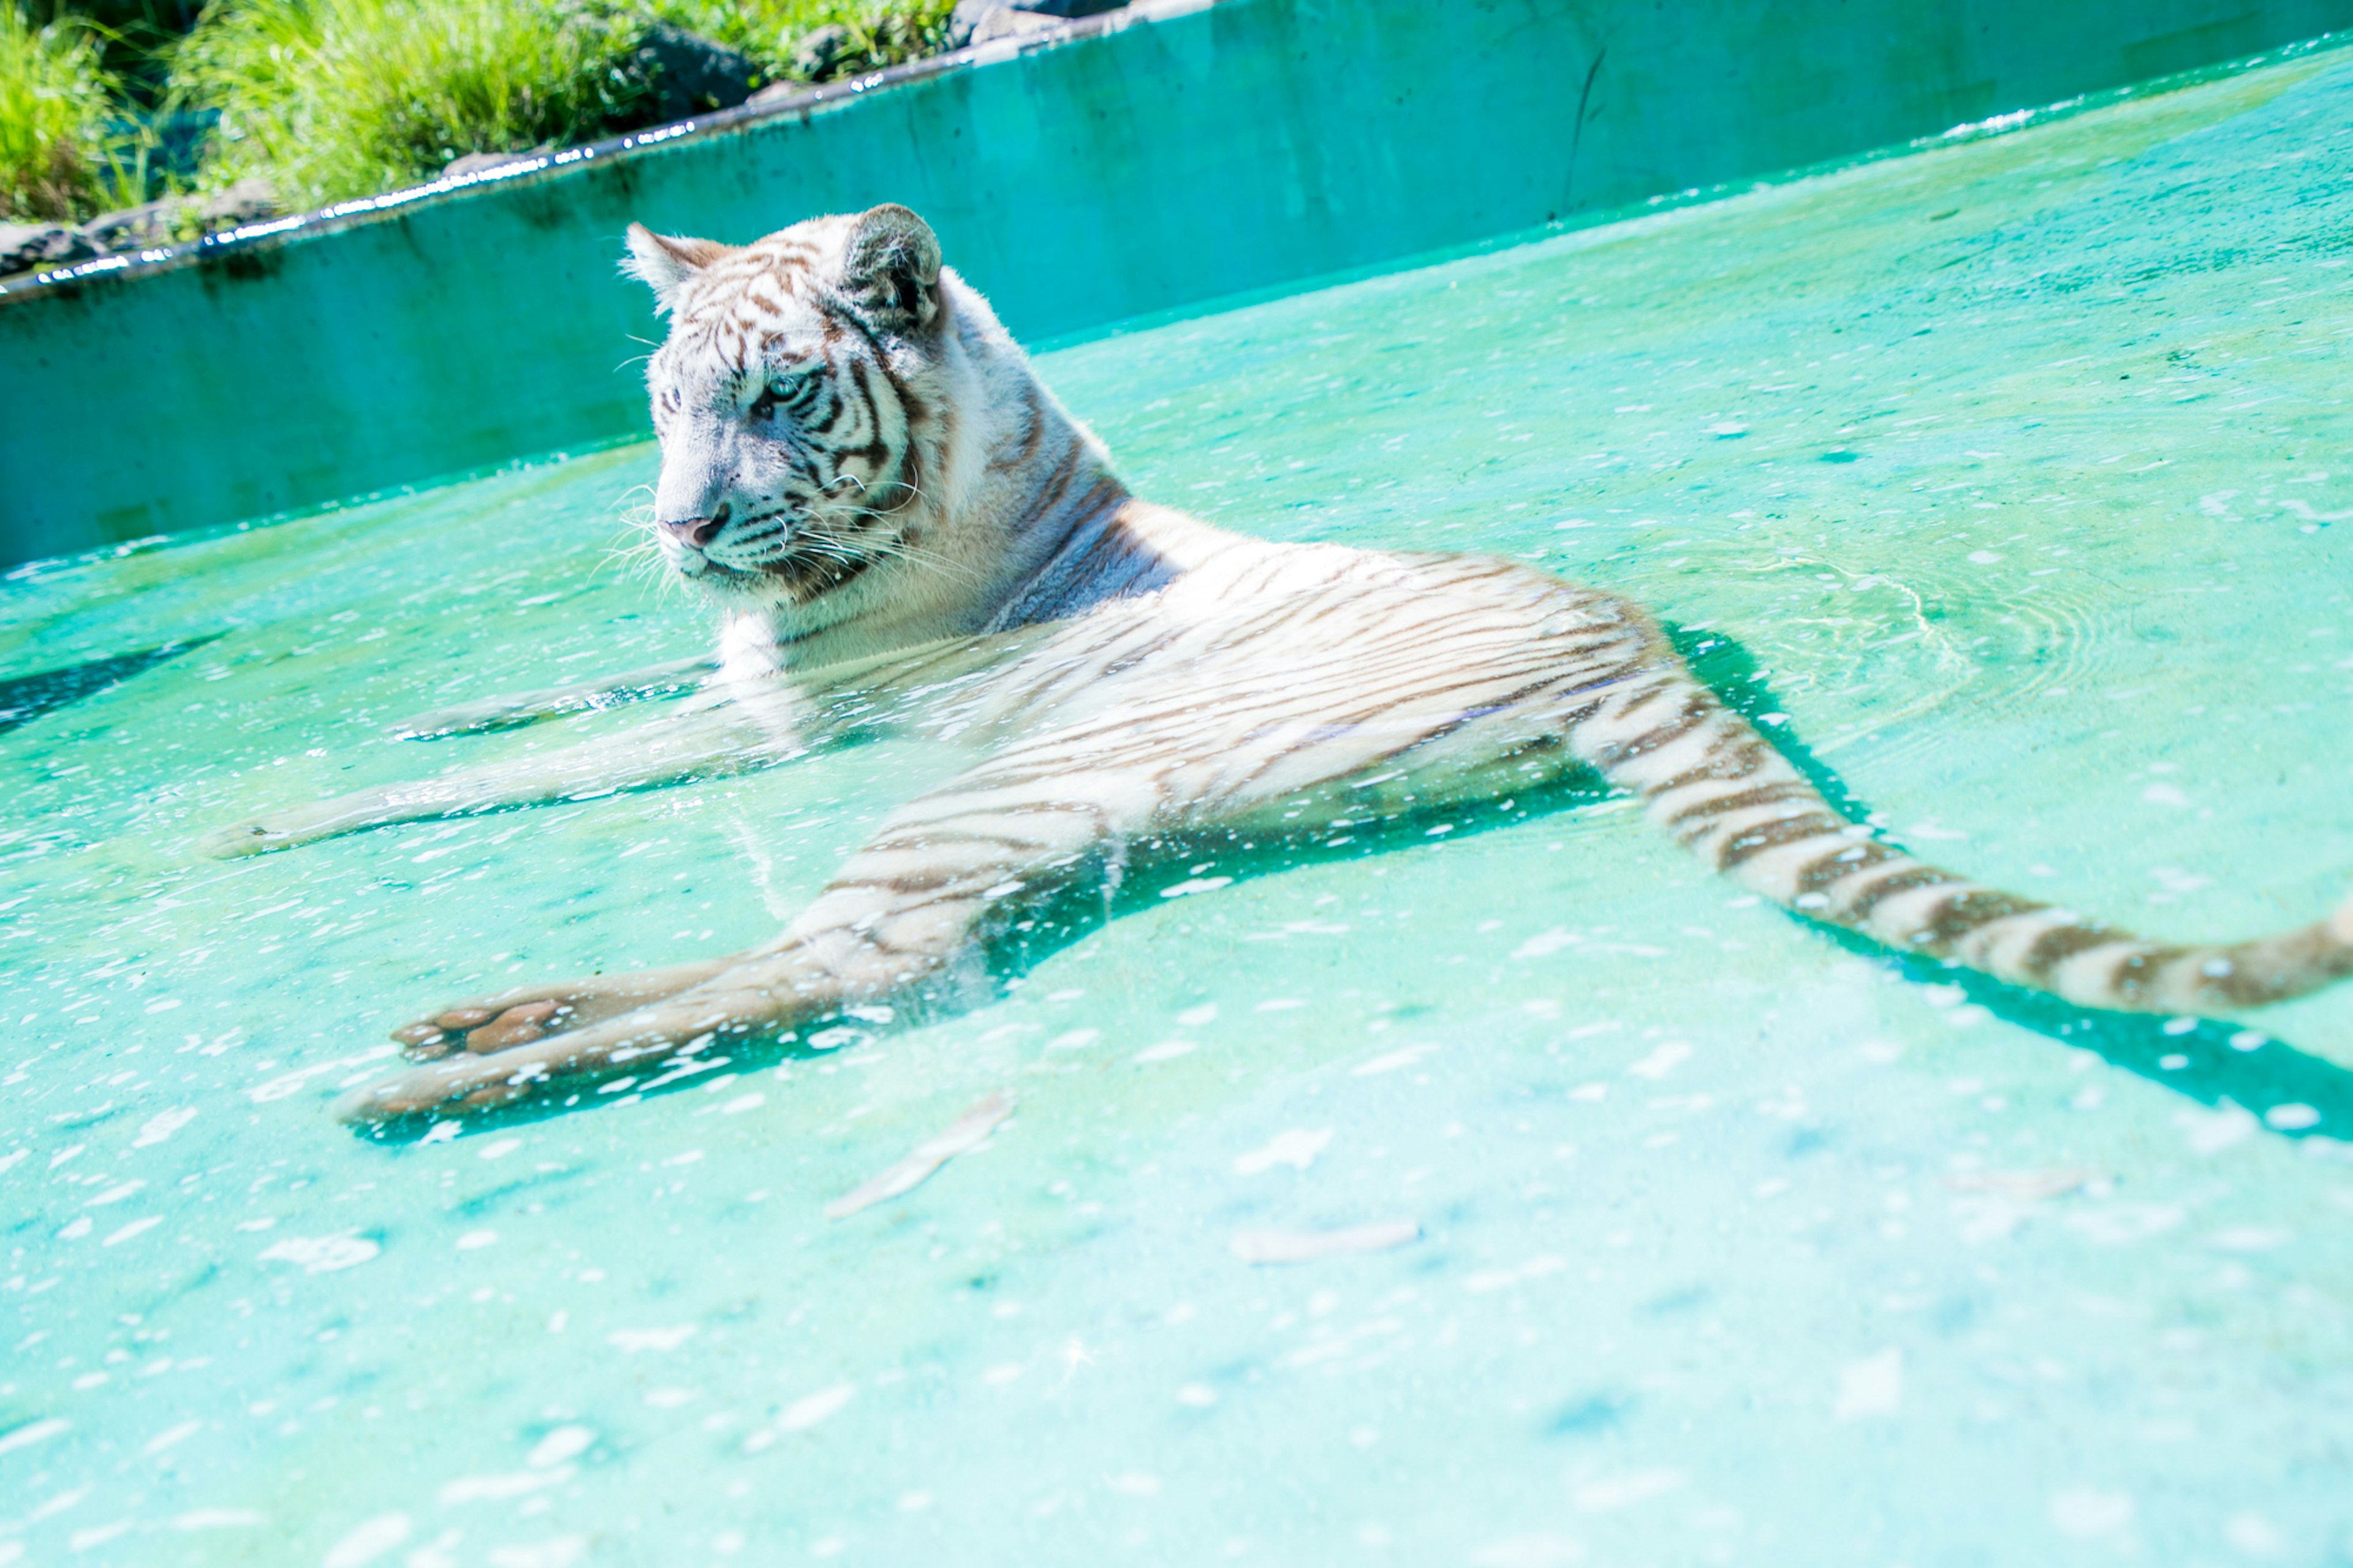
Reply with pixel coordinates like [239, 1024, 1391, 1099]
[5, 42, 2353, 1567]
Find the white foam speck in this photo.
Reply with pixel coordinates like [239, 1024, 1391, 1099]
[439, 1469, 571, 1504]
[476, 1138, 523, 1161]
[1353, 1045, 1433, 1076]
[1571, 1470, 1686, 1512]
[1233, 1128, 1332, 1174]
[1833, 1348, 1904, 1420]
[1159, 876, 1232, 899]
[259, 1234, 379, 1273]
[2048, 1488, 2134, 1538]
[776, 1383, 855, 1431]
[1625, 1042, 1691, 1080]
[132, 1108, 198, 1148]
[1132, 1040, 1195, 1064]
[526, 1425, 596, 1468]
[456, 1230, 498, 1251]
[2174, 1100, 2259, 1155]
[0, 1417, 68, 1455]
[144, 1419, 203, 1455]
[322, 1512, 411, 1568]
[1510, 928, 1579, 960]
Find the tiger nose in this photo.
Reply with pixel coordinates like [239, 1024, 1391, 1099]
[661, 503, 729, 549]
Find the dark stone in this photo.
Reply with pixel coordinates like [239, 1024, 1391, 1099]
[0, 224, 99, 278]
[790, 23, 852, 78]
[629, 24, 762, 123]
[80, 178, 278, 252]
[81, 202, 172, 251]
[947, 0, 1066, 49]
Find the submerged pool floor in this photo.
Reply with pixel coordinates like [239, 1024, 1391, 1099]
[7, 40, 2353, 1568]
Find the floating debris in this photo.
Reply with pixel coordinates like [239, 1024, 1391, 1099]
[1230, 1219, 1420, 1264]
[826, 1093, 1012, 1218]
[1942, 1168, 2097, 1202]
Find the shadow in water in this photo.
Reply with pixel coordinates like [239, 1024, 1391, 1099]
[0, 636, 221, 738]
[360, 624, 2353, 1143]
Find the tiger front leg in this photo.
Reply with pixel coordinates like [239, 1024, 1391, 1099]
[199, 704, 802, 858]
[389, 654, 718, 740]
[338, 749, 1140, 1124]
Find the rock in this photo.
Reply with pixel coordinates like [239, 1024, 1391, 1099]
[629, 23, 761, 123]
[442, 150, 536, 180]
[77, 201, 169, 251]
[789, 22, 852, 79]
[0, 223, 97, 278]
[194, 178, 278, 230]
[947, 0, 1066, 49]
[744, 80, 806, 112]
[80, 177, 279, 252]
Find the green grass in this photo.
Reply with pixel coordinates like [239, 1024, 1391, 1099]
[663, 0, 957, 84]
[171, 0, 642, 209]
[0, 0, 960, 229]
[172, 0, 957, 210]
[0, 2, 146, 221]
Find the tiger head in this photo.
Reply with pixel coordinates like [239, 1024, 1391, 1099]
[624, 204, 980, 620]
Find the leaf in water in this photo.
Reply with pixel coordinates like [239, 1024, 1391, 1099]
[825, 1092, 1012, 1219]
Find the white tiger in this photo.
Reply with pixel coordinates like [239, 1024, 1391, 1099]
[202, 203, 2353, 1124]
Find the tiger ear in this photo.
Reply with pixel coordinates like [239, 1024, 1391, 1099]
[622, 223, 729, 314]
[838, 204, 942, 336]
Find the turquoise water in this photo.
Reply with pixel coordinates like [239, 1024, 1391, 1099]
[7, 44, 2353, 1567]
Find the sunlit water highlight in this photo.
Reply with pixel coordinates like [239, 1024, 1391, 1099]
[6, 42, 2353, 1568]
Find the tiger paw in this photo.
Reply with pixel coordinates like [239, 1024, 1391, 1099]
[335, 1054, 541, 1124]
[195, 790, 404, 859]
[394, 999, 578, 1061]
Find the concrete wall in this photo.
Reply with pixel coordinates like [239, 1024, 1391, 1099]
[5, 0, 2350, 566]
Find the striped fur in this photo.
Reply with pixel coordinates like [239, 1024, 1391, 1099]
[295, 205, 2350, 1121]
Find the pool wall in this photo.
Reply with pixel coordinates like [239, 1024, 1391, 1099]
[4, 0, 2349, 566]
